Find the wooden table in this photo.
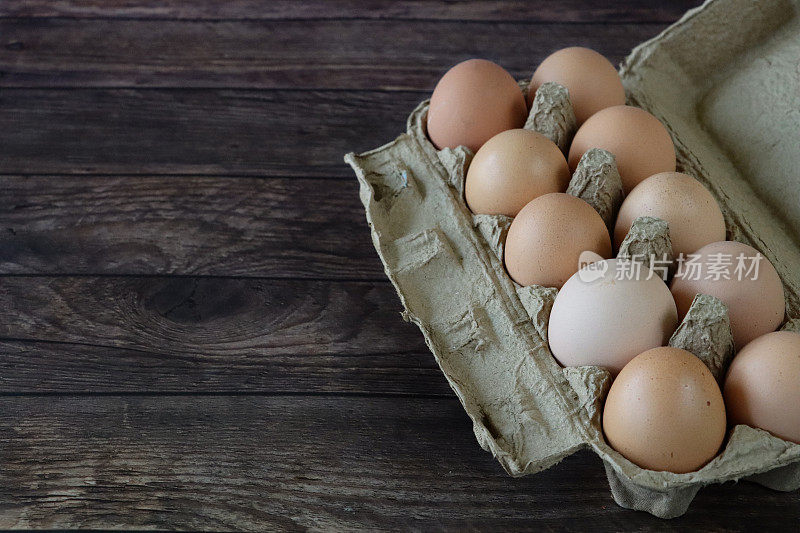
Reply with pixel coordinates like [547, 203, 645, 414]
[0, 1, 797, 530]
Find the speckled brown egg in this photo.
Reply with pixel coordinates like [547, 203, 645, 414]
[614, 172, 726, 256]
[504, 193, 611, 288]
[724, 331, 800, 444]
[465, 129, 570, 216]
[603, 347, 727, 473]
[670, 241, 785, 349]
[528, 47, 626, 124]
[427, 59, 527, 153]
[568, 105, 676, 193]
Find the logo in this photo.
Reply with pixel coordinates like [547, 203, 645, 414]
[573, 251, 764, 283]
[577, 251, 607, 283]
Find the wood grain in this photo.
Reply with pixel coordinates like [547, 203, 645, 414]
[0, 276, 442, 394]
[0, 175, 384, 278]
[0, 1, 701, 23]
[0, 275, 426, 368]
[0, 19, 665, 89]
[0, 339, 443, 395]
[0, 89, 417, 176]
[0, 395, 796, 531]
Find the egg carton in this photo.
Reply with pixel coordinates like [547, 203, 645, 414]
[344, 0, 800, 518]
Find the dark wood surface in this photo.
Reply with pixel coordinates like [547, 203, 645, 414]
[1, 1, 798, 530]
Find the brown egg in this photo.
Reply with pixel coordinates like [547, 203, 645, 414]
[603, 347, 726, 473]
[724, 331, 800, 444]
[614, 172, 726, 256]
[670, 241, 785, 349]
[465, 129, 570, 216]
[528, 47, 626, 124]
[568, 105, 676, 193]
[504, 193, 611, 288]
[427, 59, 527, 153]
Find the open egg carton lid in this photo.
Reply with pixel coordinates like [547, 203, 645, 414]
[344, 0, 800, 519]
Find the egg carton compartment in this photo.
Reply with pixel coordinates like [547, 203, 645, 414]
[345, 0, 800, 518]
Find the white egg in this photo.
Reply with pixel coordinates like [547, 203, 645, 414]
[548, 258, 678, 375]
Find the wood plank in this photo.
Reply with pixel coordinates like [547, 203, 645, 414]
[0, 277, 428, 381]
[0, 89, 417, 176]
[0, 175, 384, 279]
[0, 19, 665, 89]
[0, 395, 796, 530]
[0, 1, 701, 23]
[0, 276, 442, 394]
[0, 340, 443, 395]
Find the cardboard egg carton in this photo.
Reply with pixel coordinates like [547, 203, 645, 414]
[344, 0, 800, 518]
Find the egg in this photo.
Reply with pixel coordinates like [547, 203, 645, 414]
[568, 105, 676, 193]
[614, 172, 726, 256]
[670, 241, 785, 349]
[504, 193, 611, 288]
[548, 258, 678, 374]
[528, 47, 626, 124]
[426, 59, 527, 153]
[465, 129, 570, 216]
[724, 331, 800, 444]
[603, 347, 726, 473]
